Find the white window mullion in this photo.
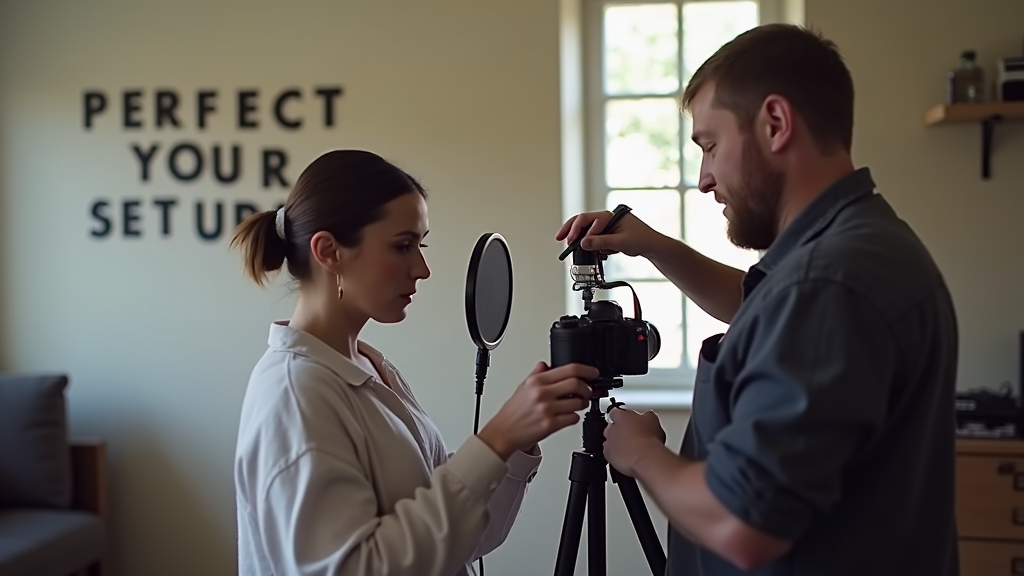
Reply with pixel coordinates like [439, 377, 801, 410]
[676, 0, 689, 373]
[584, 0, 607, 221]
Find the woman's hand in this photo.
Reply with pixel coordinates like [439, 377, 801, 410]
[478, 362, 596, 460]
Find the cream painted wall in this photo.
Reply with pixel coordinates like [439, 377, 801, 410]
[0, 1, 686, 576]
[3, 1, 1022, 576]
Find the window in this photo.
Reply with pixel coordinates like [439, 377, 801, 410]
[581, 0, 771, 395]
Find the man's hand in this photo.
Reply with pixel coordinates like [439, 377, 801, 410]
[555, 210, 667, 258]
[612, 412, 795, 573]
[603, 407, 667, 476]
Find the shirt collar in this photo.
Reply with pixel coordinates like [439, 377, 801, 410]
[742, 167, 877, 298]
[267, 321, 387, 387]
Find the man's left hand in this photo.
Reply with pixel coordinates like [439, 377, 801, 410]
[604, 407, 667, 476]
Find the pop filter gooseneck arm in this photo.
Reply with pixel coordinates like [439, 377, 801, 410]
[464, 232, 514, 576]
[465, 233, 514, 433]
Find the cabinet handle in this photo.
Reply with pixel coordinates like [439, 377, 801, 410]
[999, 461, 1017, 475]
[1012, 556, 1024, 575]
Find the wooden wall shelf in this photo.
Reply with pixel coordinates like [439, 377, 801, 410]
[923, 101, 1024, 179]
[923, 102, 1024, 125]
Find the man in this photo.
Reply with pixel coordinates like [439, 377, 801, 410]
[556, 24, 959, 576]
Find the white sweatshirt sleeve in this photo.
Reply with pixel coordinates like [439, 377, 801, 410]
[471, 446, 542, 559]
[256, 432, 511, 576]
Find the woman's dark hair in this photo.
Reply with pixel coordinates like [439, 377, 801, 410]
[231, 149, 426, 287]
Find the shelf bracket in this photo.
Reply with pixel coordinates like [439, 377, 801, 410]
[982, 114, 1003, 180]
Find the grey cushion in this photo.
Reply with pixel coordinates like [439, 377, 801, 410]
[0, 375, 71, 509]
[0, 509, 104, 576]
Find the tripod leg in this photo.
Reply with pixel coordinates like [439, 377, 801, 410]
[587, 478, 606, 576]
[610, 467, 667, 576]
[554, 453, 590, 576]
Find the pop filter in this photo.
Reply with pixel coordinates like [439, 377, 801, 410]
[464, 232, 513, 576]
[466, 233, 513, 351]
[465, 232, 514, 433]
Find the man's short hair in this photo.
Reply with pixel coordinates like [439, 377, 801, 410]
[681, 23, 854, 154]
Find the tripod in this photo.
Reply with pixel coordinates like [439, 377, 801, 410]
[553, 389, 667, 576]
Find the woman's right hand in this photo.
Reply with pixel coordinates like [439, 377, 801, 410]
[477, 361, 597, 460]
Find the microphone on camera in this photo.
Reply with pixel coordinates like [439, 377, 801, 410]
[558, 204, 640, 316]
[558, 203, 632, 261]
[464, 232, 514, 434]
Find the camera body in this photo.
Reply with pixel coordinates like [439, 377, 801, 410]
[550, 300, 660, 386]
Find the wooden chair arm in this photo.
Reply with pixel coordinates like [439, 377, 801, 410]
[69, 438, 107, 518]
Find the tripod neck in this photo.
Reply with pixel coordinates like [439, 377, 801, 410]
[581, 400, 607, 455]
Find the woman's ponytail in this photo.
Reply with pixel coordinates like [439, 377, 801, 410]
[230, 208, 287, 287]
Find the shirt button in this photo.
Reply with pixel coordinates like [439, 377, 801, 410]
[489, 481, 499, 490]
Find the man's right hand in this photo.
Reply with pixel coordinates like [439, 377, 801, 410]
[559, 209, 747, 326]
[555, 210, 666, 258]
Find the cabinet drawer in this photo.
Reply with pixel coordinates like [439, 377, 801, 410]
[957, 455, 1024, 539]
[960, 540, 1024, 576]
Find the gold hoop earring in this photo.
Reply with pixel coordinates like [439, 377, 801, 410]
[337, 274, 344, 300]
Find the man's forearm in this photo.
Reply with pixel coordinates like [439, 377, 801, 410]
[631, 443, 792, 571]
[645, 235, 746, 324]
[631, 444, 732, 546]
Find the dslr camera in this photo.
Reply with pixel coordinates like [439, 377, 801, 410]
[550, 205, 660, 396]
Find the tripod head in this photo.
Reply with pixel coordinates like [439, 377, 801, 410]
[580, 397, 625, 456]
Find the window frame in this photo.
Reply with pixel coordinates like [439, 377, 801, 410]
[578, 0, 780, 406]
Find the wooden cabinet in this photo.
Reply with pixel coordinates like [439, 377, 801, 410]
[957, 439, 1024, 575]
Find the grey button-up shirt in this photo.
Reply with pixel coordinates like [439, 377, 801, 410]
[667, 168, 960, 576]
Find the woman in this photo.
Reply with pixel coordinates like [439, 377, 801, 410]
[231, 149, 597, 576]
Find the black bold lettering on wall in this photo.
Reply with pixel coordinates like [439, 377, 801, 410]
[213, 145, 241, 184]
[83, 91, 107, 129]
[123, 199, 142, 237]
[89, 200, 112, 238]
[196, 201, 224, 241]
[153, 198, 178, 237]
[197, 90, 217, 129]
[123, 90, 143, 128]
[84, 83, 345, 242]
[155, 89, 181, 128]
[168, 142, 203, 182]
[262, 149, 289, 188]
[315, 86, 343, 127]
[131, 143, 160, 182]
[274, 89, 302, 129]
[238, 90, 258, 129]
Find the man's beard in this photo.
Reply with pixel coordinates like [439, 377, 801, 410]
[724, 137, 785, 252]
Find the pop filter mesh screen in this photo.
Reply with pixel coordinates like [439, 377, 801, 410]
[474, 239, 512, 343]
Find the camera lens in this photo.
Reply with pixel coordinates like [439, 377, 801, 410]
[645, 322, 661, 361]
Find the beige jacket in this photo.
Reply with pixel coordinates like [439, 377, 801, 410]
[235, 321, 541, 576]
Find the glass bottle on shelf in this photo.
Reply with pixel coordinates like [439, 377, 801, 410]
[947, 50, 985, 104]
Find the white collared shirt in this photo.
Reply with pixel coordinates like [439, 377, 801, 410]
[235, 322, 542, 576]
